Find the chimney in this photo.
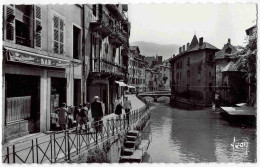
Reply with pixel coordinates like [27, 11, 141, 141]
[228, 38, 231, 44]
[172, 54, 175, 58]
[179, 47, 182, 54]
[199, 37, 203, 46]
[187, 43, 190, 50]
[183, 45, 185, 52]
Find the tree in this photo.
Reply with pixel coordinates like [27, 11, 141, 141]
[235, 26, 257, 106]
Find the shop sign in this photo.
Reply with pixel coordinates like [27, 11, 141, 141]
[6, 49, 70, 68]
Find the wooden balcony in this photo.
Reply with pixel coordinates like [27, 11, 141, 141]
[89, 14, 101, 29]
[90, 12, 113, 38]
[106, 4, 125, 21]
[118, 30, 128, 44]
[109, 35, 123, 47]
[90, 57, 127, 79]
[109, 27, 128, 47]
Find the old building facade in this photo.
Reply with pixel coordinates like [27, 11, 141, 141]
[215, 38, 247, 104]
[170, 35, 219, 106]
[87, 4, 130, 114]
[127, 48, 136, 92]
[2, 4, 130, 142]
[145, 68, 153, 91]
[129, 46, 146, 92]
[159, 60, 171, 90]
[144, 57, 171, 91]
[215, 39, 240, 87]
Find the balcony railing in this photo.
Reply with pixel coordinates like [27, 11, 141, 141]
[90, 10, 114, 38]
[90, 13, 100, 27]
[92, 58, 126, 78]
[118, 29, 128, 44]
[109, 25, 128, 47]
[106, 4, 125, 21]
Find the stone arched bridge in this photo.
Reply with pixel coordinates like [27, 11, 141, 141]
[138, 90, 171, 102]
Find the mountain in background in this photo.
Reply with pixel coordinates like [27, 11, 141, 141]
[130, 41, 180, 60]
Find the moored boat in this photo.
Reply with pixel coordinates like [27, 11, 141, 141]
[220, 105, 256, 126]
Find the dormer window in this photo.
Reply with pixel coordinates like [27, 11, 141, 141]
[225, 48, 232, 54]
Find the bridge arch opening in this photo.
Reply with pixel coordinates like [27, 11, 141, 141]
[143, 96, 170, 102]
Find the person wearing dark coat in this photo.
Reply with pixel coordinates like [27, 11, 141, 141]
[79, 103, 90, 130]
[91, 96, 103, 132]
[115, 102, 123, 116]
[123, 97, 132, 126]
[58, 103, 68, 130]
[115, 97, 123, 118]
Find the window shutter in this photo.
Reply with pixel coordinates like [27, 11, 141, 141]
[53, 16, 59, 54]
[59, 19, 64, 54]
[5, 5, 15, 42]
[35, 5, 41, 48]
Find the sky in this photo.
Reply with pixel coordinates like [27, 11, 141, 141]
[128, 3, 257, 48]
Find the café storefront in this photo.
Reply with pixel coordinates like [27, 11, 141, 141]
[2, 47, 81, 141]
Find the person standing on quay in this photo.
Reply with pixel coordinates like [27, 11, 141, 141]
[82, 102, 90, 129]
[58, 102, 68, 130]
[77, 103, 89, 130]
[76, 104, 82, 126]
[91, 96, 104, 132]
[114, 97, 120, 113]
[115, 97, 123, 118]
[123, 96, 132, 126]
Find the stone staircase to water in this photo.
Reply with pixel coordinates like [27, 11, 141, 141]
[119, 130, 149, 163]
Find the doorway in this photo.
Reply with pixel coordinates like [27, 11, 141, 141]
[51, 77, 66, 107]
[5, 74, 40, 133]
[74, 79, 81, 106]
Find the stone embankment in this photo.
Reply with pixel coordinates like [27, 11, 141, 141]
[69, 94, 151, 163]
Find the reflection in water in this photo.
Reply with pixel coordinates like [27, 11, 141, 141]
[142, 99, 256, 163]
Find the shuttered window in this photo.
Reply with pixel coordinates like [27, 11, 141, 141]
[5, 5, 15, 42]
[35, 5, 41, 48]
[53, 15, 64, 54]
[187, 70, 190, 78]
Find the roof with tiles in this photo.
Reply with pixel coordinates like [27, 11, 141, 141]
[145, 56, 156, 61]
[215, 39, 239, 60]
[130, 46, 140, 53]
[170, 35, 219, 62]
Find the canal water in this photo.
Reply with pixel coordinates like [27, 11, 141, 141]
[141, 98, 256, 163]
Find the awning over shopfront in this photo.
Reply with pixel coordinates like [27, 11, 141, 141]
[115, 81, 127, 87]
[4, 47, 71, 68]
[127, 85, 135, 88]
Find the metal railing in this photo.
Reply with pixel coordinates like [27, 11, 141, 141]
[111, 25, 128, 44]
[2, 105, 150, 163]
[90, 8, 114, 32]
[92, 57, 126, 77]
